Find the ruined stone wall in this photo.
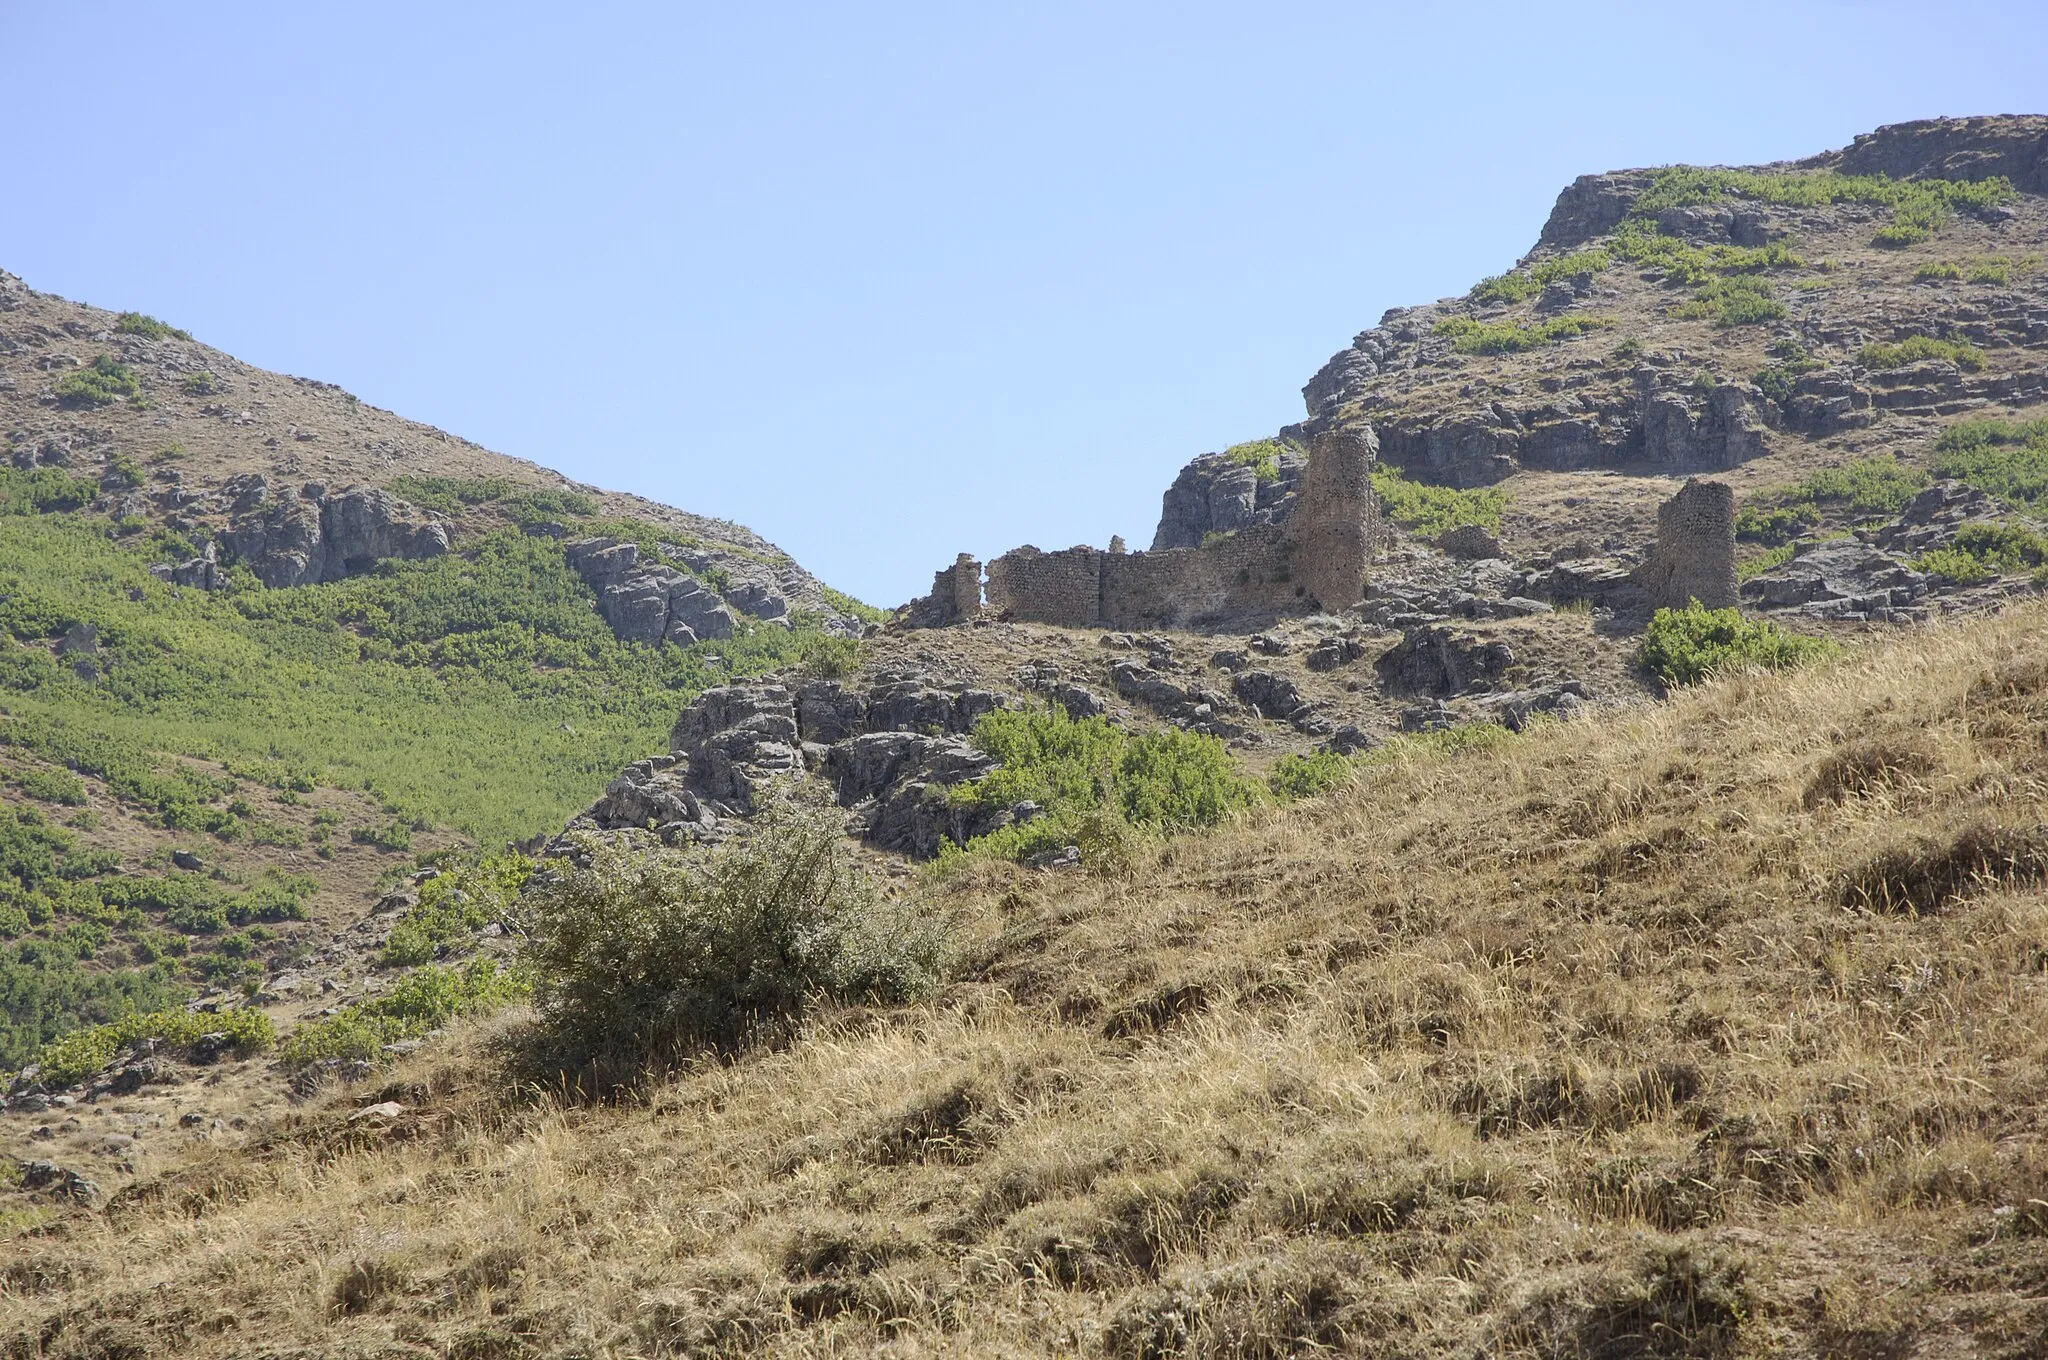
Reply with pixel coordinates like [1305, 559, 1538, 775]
[983, 546, 1105, 627]
[1633, 478, 1737, 609]
[913, 424, 1376, 632]
[1100, 527, 1301, 630]
[899, 553, 983, 628]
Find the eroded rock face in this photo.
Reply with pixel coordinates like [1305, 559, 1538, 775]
[1375, 624, 1516, 697]
[1151, 443, 1308, 549]
[566, 538, 738, 646]
[224, 482, 448, 587]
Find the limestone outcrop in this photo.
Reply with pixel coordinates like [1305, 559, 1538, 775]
[222, 480, 449, 587]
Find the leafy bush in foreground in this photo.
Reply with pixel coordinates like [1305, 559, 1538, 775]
[1639, 603, 1838, 689]
[520, 805, 944, 1063]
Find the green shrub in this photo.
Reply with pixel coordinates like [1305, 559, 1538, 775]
[31, 1005, 270, 1086]
[278, 957, 525, 1067]
[1933, 416, 2048, 508]
[114, 313, 191, 342]
[1267, 749, 1357, 801]
[1734, 503, 1820, 546]
[1672, 275, 1783, 327]
[519, 805, 944, 1063]
[1913, 547, 1993, 585]
[945, 707, 1264, 864]
[1223, 437, 1298, 482]
[1468, 249, 1613, 306]
[54, 356, 141, 408]
[1639, 603, 1838, 688]
[1736, 543, 1797, 582]
[380, 853, 531, 965]
[1913, 521, 2048, 584]
[1859, 335, 1985, 372]
[10, 767, 89, 806]
[1434, 315, 1615, 355]
[1372, 465, 1507, 536]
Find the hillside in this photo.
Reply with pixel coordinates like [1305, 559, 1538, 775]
[12, 608, 2048, 1356]
[6, 115, 2048, 1358]
[0, 271, 875, 1072]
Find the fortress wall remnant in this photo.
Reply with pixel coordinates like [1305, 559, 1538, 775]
[983, 545, 1105, 627]
[1633, 477, 1737, 609]
[907, 423, 1378, 632]
[899, 553, 983, 627]
[1288, 427, 1377, 612]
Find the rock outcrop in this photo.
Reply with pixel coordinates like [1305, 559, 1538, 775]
[565, 538, 739, 646]
[222, 481, 449, 587]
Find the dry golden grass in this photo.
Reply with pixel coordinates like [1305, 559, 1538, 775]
[19, 605, 2048, 1357]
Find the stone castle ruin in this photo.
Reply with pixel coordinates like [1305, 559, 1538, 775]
[903, 428, 1379, 632]
[1632, 477, 1738, 610]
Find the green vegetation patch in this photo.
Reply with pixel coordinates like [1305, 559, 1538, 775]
[1934, 416, 2048, 508]
[0, 467, 101, 516]
[54, 356, 141, 408]
[1859, 335, 1985, 372]
[1468, 248, 1613, 306]
[945, 707, 1264, 864]
[1670, 275, 1784, 328]
[1639, 603, 1839, 689]
[1434, 315, 1615, 355]
[1629, 166, 2014, 249]
[382, 853, 532, 965]
[278, 957, 526, 1068]
[27, 1005, 270, 1087]
[1735, 456, 1930, 545]
[1913, 522, 2048, 585]
[1372, 465, 1507, 537]
[114, 313, 191, 342]
[1222, 437, 1299, 483]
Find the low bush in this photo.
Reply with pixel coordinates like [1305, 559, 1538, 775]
[947, 707, 1265, 864]
[1932, 416, 2048, 507]
[54, 356, 141, 408]
[1638, 603, 1838, 689]
[381, 853, 531, 966]
[279, 957, 525, 1067]
[113, 313, 191, 342]
[30, 1005, 271, 1087]
[1433, 315, 1614, 355]
[1859, 335, 1985, 372]
[1672, 275, 1784, 327]
[519, 804, 945, 1064]
[1371, 465, 1507, 536]
[1913, 522, 2048, 584]
[1222, 438, 1297, 482]
[1267, 750, 1357, 801]
[1468, 248, 1612, 306]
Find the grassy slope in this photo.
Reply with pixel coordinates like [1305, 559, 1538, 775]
[0, 516, 820, 845]
[19, 605, 2048, 1357]
[0, 513, 836, 1068]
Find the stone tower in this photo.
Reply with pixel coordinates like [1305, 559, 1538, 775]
[1288, 426, 1378, 612]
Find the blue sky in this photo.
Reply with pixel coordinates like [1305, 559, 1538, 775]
[3, 3, 2044, 605]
